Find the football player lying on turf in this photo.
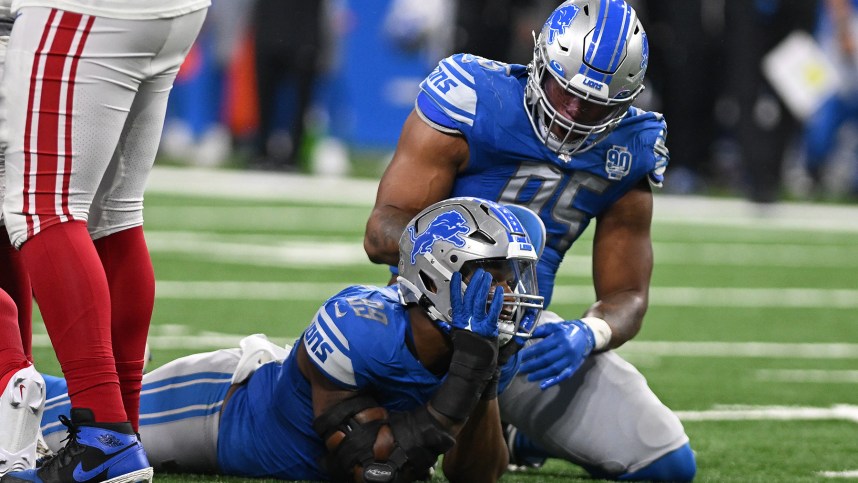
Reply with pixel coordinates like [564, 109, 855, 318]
[34, 197, 545, 483]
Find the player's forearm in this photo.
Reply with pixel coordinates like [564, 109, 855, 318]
[364, 206, 411, 266]
[584, 289, 647, 348]
[442, 400, 507, 483]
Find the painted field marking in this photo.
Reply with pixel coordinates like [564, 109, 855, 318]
[107, 279, 858, 310]
[820, 470, 858, 478]
[675, 404, 858, 423]
[680, 404, 858, 480]
[143, 230, 858, 269]
[620, 341, 858, 359]
[756, 369, 858, 383]
[145, 166, 858, 233]
[29, 325, 858, 361]
[147, 234, 368, 267]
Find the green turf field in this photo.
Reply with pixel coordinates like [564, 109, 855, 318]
[30, 167, 858, 482]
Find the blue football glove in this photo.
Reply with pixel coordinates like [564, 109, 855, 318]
[450, 269, 503, 339]
[518, 319, 596, 390]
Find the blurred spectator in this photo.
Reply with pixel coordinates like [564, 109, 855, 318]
[251, 0, 327, 171]
[160, 0, 255, 167]
[637, 0, 724, 194]
[722, 0, 819, 203]
[454, 0, 534, 63]
[803, 0, 858, 197]
[383, 0, 455, 66]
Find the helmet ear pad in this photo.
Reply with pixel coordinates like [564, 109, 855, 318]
[504, 204, 545, 258]
[525, 0, 648, 156]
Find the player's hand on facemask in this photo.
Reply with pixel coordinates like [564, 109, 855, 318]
[450, 269, 502, 340]
[518, 320, 595, 390]
[446, 269, 502, 400]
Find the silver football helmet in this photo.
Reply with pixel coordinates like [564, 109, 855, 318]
[525, 0, 649, 156]
[398, 197, 544, 345]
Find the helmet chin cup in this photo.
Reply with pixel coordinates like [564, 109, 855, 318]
[498, 321, 515, 346]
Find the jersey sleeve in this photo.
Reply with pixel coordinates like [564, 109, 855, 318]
[644, 112, 669, 187]
[415, 54, 480, 133]
[302, 288, 401, 391]
[302, 297, 363, 390]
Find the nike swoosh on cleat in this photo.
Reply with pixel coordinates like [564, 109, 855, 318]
[71, 444, 138, 482]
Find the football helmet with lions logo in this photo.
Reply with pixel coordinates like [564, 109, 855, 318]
[398, 197, 544, 345]
[526, 0, 649, 156]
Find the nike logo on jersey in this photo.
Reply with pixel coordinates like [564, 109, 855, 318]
[18, 384, 25, 399]
[334, 302, 346, 318]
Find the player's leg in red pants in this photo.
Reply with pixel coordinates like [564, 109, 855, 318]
[20, 222, 127, 423]
[95, 226, 154, 432]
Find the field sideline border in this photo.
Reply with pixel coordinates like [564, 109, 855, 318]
[147, 166, 858, 232]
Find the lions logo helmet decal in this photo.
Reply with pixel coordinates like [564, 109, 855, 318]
[545, 4, 579, 45]
[408, 210, 469, 264]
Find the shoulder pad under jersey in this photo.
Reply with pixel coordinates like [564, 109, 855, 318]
[416, 53, 518, 133]
[302, 286, 399, 389]
[618, 107, 669, 186]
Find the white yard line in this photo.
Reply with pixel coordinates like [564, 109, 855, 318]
[146, 166, 379, 205]
[554, 285, 858, 309]
[147, 235, 369, 267]
[144, 279, 858, 309]
[29, 326, 858, 359]
[143, 230, 858, 269]
[144, 207, 369, 233]
[154, 280, 355, 299]
[619, 341, 858, 359]
[756, 369, 858, 383]
[146, 166, 858, 232]
[651, 242, 858, 268]
[820, 470, 858, 478]
[30, 332, 291, 351]
[675, 404, 858, 423]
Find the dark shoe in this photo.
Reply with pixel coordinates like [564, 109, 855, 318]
[503, 423, 547, 472]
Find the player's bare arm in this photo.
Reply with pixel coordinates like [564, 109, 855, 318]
[364, 110, 469, 266]
[587, 179, 654, 348]
[443, 399, 507, 483]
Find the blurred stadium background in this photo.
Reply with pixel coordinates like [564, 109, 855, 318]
[32, 0, 858, 481]
[158, 0, 858, 202]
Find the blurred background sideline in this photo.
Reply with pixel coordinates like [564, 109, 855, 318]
[159, 0, 858, 204]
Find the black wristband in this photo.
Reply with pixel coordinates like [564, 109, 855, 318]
[449, 329, 498, 373]
[431, 330, 498, 421]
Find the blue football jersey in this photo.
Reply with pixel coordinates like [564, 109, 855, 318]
[218, 285, 444, 480]
[416, 54, 669, 306]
